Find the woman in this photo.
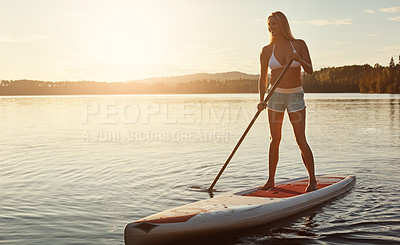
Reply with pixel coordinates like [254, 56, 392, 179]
[257, 11, 317, 192]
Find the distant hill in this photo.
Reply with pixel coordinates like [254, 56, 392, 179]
[128, 71, 259, 84]
[1, 59, 399, 95]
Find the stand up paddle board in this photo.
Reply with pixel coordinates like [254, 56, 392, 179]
[124, 175, 356, 245]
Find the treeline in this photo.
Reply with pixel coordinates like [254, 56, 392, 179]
[302, 56, 400, 93]
[1, 58, 399, 95]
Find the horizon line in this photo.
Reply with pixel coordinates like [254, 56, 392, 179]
[0, 62, 392, 83]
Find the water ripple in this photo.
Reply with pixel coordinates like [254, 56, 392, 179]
[1, 94, 400, 244]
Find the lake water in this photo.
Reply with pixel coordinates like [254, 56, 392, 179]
[1, 93, 400, 244]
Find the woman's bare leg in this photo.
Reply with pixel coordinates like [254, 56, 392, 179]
[261, 109, 285, 190]
[288, 108, 317, 192]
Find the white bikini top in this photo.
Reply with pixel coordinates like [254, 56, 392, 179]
[268, 41, 301, 70]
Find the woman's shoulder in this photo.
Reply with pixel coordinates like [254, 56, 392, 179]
[261, 43, 273, 54]
[260, 44, 273, 63]
[293, 39, 307, 47]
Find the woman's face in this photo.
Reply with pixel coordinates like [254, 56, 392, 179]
[268, 16, 281, 37]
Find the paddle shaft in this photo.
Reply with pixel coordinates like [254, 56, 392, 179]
[208, 59, 294, 192]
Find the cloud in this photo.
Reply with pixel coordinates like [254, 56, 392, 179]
[380, 6, 400, 13]
[369, 34, 378, 37]
[334, 41, 351, 45]
[0, 34, 50, 43]
[381, 46, 400, 53]
[306, 19, 352, 26]
[388, 16, 400, 21]
[364, 9, 375, 14]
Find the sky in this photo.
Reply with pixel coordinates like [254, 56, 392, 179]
[1, 0, 400, 82]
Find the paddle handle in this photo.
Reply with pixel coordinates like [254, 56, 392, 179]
[207, 59, 294, 192]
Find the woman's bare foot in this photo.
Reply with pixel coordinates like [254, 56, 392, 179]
[306, 181, 318, 192]
[260, 180, 275, 190]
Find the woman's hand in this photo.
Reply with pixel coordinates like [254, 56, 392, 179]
[257, 101, 266, 111]
[289, 52, 302, 62]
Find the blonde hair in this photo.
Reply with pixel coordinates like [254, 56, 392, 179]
[268, 11, 295, 43]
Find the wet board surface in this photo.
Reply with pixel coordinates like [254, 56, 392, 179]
[245, 176, 345, 198]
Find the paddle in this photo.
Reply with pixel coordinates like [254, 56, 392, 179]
[207, 59, 294, 193]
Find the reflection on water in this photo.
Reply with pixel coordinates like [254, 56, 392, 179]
[1, 93, 400, 244]
[390, 98, 400, 132]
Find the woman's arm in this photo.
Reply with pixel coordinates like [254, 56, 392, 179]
[259, 47, 268, 102]
[290, 39, 313, 74]
[257, 47, 268, 111]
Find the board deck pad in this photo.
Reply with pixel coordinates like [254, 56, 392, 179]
[245, 176, 345, 198]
